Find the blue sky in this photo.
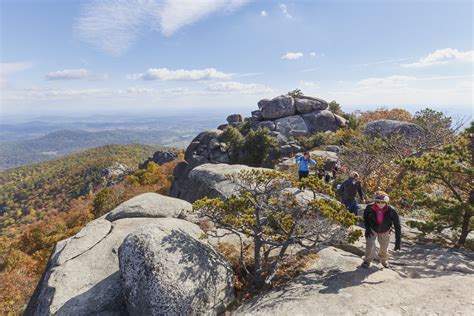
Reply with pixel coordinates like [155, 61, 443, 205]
[1, 0, 472, 119]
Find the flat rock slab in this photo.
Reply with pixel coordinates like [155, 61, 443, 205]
[236, 247, 474, 315]
[105, 192, 192, 221]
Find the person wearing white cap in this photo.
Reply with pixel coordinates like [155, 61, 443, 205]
[361, 191, 401, 268]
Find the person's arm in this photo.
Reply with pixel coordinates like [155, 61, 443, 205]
[363, 206, 373, 238]
[391, 207, 402, 250]
[295, 156, 302, 164]
[357, 182, 364, 201]
[310, 159, 317, 166]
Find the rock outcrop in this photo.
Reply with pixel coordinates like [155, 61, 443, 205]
[363, 119, 422, 138]
[171, 94, 346, 198]
[177, 163, 267, 203]
[139, 150, 178, 169]
[102, 162, 133, 186]
[119, 225, 234, 315]
[25, 193, 234, 316]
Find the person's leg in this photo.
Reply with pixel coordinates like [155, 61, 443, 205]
[348, 199, 359, 215]
[377, 232, 391, 267]
[364, 229, 377, 265]
[298, 171, 304, 181]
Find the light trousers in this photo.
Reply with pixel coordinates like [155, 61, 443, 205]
[364, 229, 390, 263]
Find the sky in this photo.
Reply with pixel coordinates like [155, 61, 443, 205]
[0, 0, 473, 120]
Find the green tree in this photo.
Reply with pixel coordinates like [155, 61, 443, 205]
[287, 89, 304, 98]
[328, 101, 343, 115]
[92, 188, 121, 218]
[401, 132, 473, 247]
[239, 128, 280, 167]
[220, 126, 245, 163]
[193, 169, 359, 288]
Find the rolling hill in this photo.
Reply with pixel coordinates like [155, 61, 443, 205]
[0, 129, 188, 169]
[0, 144, 159, 228]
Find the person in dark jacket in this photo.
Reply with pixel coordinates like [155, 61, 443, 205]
[337, 171, 365, 214]
[361, 191, 401, 269]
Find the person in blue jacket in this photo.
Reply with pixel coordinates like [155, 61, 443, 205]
[295, 152, 317, 180]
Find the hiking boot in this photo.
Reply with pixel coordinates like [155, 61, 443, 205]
[381, 261, 391, 269]
[361, 261, 371, 268]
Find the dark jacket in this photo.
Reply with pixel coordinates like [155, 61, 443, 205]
[338, 178, 364, 202]
[364, 204, 401, 246]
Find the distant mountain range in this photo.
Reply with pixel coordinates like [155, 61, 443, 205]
[0, 114, 224, 169]
[0, 129, 187, 169]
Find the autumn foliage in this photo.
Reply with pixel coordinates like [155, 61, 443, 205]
[0, 151, 180, 314]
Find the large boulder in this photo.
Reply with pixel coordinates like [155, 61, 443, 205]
[294, 96, 328, 113]
[236, 247, 474, 315]
[274, 115, 309, 138]
[309, 150, 339, 170]
[25, 194, 208, 316]
[193, 129, 223, 145]
[256, 120, 276, 131]
[140, 151, 177, 169]
[178, 163, 269, 203]
[26, 216, 203, 315]
[259, 95, 296, 120]
[364, 120, 421, 138]
[301, 110, 346, 133]
[105, 193, 192, 222]
[226, 114, 242, 124]
[119, 225, 234, 315]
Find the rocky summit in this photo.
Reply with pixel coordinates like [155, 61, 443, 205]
[171, 94, 346, 199]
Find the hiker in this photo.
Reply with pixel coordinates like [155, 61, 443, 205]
[337, 171, 365, 214]
[317, 168, 326, 180]
[295, 152, 317, 181]
[362, 191, 401, 269]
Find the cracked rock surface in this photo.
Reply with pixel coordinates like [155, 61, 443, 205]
[25, 193, 232, 316]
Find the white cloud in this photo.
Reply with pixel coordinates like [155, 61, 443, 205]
[321, 74, 473, 112]
[282, 52, 303, 60]
[75, 0, 249, 55]
[46, 69, 109, 81]
[207, 81, 273, 94]
[309, 52, 316, 57]
[0, 62, 33, 88]
[279, 3, 292, 18]
[300, 81, 320, 89]
[356, 75, 417, 89]
[401, 48, 474, 68]
[128, 67, 232, 81]
[260, 10, 267, 17]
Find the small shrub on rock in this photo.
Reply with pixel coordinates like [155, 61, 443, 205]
[193, 169, 359, 289]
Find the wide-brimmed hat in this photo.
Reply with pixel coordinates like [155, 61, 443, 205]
[374, 191, 390, 203]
